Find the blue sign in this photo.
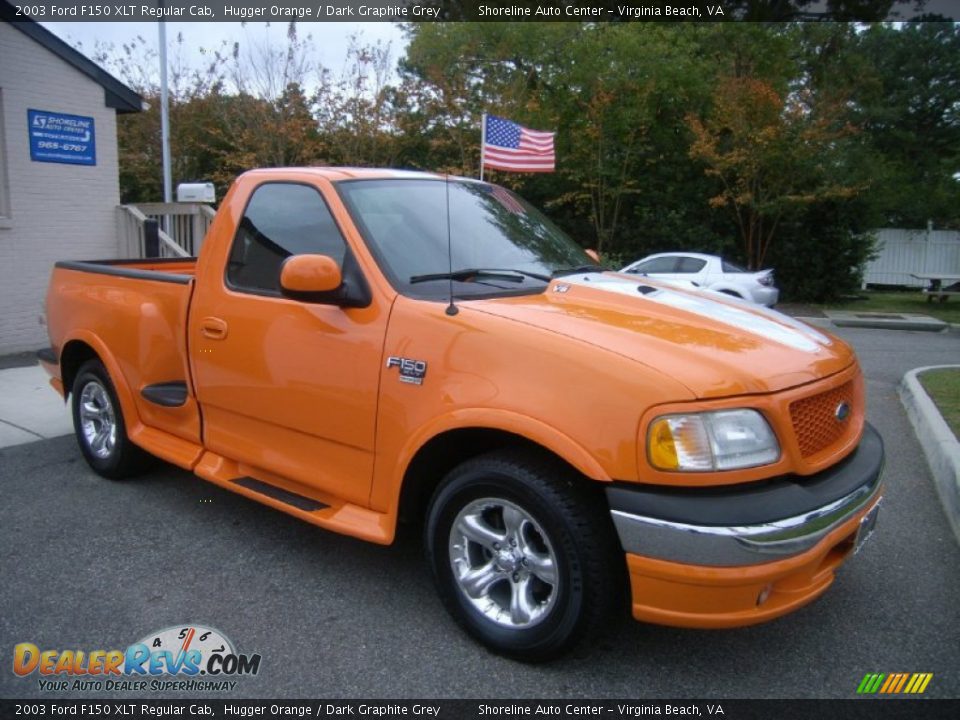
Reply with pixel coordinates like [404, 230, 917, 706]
[28, 109, 96, 166]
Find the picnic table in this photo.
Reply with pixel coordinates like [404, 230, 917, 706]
[912, 273, 960, 302]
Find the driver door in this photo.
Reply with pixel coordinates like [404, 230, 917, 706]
[189, 181, 387, 506]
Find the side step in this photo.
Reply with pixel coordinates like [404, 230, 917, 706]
[194, 451, 393, 545]
[141, 381, 188, 407]
[233, 477, 329, 512]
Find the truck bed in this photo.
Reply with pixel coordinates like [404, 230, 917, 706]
[44, 256, 203, 466]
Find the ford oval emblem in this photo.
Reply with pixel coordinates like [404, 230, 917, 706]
[835, 402, 851, 422]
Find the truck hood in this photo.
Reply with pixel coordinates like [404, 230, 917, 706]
[465, 272, 853, 399]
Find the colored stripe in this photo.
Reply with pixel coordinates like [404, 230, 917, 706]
[857, 672, 933, 695]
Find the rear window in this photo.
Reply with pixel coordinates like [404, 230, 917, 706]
[722, 259, 747, 273]
[675, 257, 707, 273]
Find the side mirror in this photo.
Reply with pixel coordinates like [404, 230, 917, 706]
[585, 248, 601, 264]
[280, 254, 342, 295]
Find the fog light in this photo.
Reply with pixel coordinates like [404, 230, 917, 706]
[756, 584, 773, 606]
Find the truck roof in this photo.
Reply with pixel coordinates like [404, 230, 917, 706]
[240, 167, 452, 182]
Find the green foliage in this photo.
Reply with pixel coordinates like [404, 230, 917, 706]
[919, 369, 960, 439]
[767, 199, 878, 302]
[851, 23, 960, 228]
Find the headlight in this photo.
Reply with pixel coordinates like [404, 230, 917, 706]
[647, 409, 780, 471]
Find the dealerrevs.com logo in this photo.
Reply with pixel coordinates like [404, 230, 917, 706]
[13, 625, 261, 693]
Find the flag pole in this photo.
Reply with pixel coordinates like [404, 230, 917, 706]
[479, 112, 486, 182]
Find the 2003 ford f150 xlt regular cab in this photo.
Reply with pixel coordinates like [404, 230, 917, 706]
[42, 168, 883, 660]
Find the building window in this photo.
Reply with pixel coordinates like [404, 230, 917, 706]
[0, 89, 10, 223]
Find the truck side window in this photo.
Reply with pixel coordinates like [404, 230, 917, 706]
[227, 183, 347, 294]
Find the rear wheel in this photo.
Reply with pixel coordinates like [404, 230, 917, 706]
[425, 448, 621, 661]
[71, 360, 149, 479]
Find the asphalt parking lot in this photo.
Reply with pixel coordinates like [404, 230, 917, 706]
[1, 324, 958, 700]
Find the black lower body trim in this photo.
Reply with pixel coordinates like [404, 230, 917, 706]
[233, 477, 329, 512]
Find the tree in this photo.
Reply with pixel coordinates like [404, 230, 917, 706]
[687, 73, 860, 270]
[851, 23, 960, 228]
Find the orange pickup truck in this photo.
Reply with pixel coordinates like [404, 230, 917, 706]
[41, 168, 883, 660]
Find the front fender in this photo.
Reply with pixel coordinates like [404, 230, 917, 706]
[371, 408, 613, 517]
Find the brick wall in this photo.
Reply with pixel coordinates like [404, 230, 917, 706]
[0, 23, 122, 354]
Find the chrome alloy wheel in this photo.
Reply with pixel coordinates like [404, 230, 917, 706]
[448, 498, 559, 628]
[79, 380, 117, 459]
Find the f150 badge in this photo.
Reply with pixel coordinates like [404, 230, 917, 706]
[386, 356, 427, 386]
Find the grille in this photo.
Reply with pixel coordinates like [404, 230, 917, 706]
[789, 381, 855, 458]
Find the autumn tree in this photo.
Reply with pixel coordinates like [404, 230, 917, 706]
[687, 75, 860, 270]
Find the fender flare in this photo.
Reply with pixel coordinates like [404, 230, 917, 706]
[60, 331, 144, 437]
[378, 408, 614, 516]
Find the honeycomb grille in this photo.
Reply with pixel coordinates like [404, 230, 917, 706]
[790, 381, 855, 458]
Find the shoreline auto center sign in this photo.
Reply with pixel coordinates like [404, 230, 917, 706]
[28, 109, 96, 166]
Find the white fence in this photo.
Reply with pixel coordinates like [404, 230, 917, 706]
[863, 229, 960, 288]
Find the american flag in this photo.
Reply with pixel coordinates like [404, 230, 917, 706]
[482, 115, 556, 173]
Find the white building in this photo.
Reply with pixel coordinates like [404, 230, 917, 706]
[0, 6, 143, 354]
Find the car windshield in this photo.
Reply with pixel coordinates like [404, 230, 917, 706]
[335, 178, 594, 299]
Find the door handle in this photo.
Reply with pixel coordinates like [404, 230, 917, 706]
[200, 317, 228, 340]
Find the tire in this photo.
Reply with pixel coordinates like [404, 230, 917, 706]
[425, 448, 622, 661]
[71, 359, 149, 479]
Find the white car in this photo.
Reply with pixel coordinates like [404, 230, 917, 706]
[621, 252, 779, 307]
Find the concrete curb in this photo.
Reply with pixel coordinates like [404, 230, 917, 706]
[825, 310, 948, 332]
[900, 365, 960, 545]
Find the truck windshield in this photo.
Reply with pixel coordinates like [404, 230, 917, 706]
[336, 178, 595, 300]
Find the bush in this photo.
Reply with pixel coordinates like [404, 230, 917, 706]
[767, 201, 877, 303]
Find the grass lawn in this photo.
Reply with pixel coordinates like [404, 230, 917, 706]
[823, 291, 960, 324]
[919, 368, 960, 438]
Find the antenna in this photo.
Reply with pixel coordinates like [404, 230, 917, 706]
[444, 173, 459, 316]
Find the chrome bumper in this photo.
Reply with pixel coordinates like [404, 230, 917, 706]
[608, 424, 884, 567]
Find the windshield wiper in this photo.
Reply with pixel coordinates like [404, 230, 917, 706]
[552, 264, 605, 277]
[410, 268, 551, 284]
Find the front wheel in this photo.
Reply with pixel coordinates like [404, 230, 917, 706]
[425, 449, 621, 661]
[71, 359, 149, 479]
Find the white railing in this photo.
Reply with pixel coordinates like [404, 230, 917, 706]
[117, 202, 216, 258]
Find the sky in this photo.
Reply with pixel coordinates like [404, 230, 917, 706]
[39, 21, 410, 88]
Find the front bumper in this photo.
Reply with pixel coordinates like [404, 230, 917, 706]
[607, 423, 884, 627]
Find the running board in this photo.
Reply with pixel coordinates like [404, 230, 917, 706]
[233, 476, 329, 512]
[193, 451, 393, 545]
[141, 381, 188, 407]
